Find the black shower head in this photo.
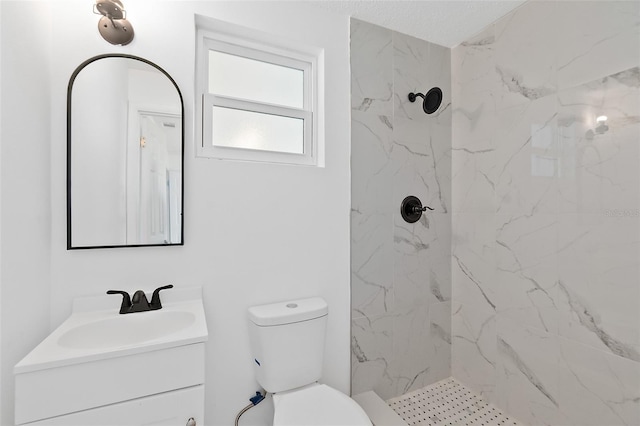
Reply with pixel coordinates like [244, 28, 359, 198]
[408, 87, 443, 114]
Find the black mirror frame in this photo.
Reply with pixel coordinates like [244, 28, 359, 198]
[67, 54, 185, 250]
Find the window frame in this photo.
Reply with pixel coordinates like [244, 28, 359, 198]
[196, 27, 318, 165]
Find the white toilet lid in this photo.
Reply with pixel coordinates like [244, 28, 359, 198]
[273, 384, 372, 426]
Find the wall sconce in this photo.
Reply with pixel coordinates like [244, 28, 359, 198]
[93, 0, 134, 46]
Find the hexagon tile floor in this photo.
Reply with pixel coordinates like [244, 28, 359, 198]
[387, 377, 523, 426]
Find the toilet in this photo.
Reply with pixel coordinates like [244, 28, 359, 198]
[248, 297, 372, 426]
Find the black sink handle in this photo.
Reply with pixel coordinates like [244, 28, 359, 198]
[107, 290, 132, 314]
[150, 284, 174, 310]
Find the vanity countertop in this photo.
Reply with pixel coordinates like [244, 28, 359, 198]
[15, 286, 208, 374]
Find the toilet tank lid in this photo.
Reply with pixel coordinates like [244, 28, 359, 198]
[248, 297, 328, 326]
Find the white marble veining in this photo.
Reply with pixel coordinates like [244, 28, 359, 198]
[351, 314, 395, 399]
[495, 213, 558, 334]
[451, 215, 498, 402]
[494, 95, 559, 216]
[555, 1, 640, 90]
[492, 1, 559, 111]
[350, 19, 393, 115]
[451, 146, 497, 214]
[393, 31, 430, 123]
[351, 210, 393, 319]
[393, 216, 435, 310]
[557, 337, 640, 426]
[557, 213, 640, 361]
[453, 2, 640, 425]
[353, 2, 638, 423]
[451, 301, 497, 404]
[351, 111, 393, 215]
[557, 68, 640, 214]
[496, 319, 563, 426]
[351, 19, 452, 400]
[389, 306, 436, 396]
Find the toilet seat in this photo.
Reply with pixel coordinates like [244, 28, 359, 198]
[273, 383, 372, 426]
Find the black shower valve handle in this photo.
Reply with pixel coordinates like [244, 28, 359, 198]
[412, 204, 434, 214]
[401, 195, 434, 224]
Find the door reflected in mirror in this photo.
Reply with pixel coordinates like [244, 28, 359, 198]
[68, 55, 183, 249]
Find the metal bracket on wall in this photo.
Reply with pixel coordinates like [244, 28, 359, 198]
[94, 0, 134, 46]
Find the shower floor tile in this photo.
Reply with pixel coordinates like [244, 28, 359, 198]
[386, 377, 523, 426]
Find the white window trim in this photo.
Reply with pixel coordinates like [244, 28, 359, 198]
[202, 94, 313, 159]
[195, 19, 319, 166]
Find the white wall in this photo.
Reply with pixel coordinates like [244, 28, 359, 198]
[42, 1, 348, 426]
[0, 2, 52, 425]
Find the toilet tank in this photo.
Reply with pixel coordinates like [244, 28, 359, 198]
[248, 297, 328, 393]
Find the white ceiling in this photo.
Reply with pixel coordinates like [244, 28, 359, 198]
[308, 0, 527, 48]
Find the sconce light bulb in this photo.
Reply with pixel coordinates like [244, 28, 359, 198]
[596, 115, 608, 123]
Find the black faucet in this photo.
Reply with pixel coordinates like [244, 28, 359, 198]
[107, 285, 174, 314]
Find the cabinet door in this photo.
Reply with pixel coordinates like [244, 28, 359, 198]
[28, 385, 204, 426]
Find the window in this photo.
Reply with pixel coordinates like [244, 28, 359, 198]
[196, 17, 319, 165]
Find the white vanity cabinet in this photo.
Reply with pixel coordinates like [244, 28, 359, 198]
[14, 288, 208, 426]
[27, 385, 204, 426]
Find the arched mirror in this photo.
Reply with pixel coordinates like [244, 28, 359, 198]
[67, 54, 184, 249]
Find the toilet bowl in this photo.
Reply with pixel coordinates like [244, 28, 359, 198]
[247, 297, 372, 426]
[273, 383, 371, 426]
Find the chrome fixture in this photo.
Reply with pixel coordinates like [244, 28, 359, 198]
[93, 0, 134, 46]
[408, 87, 443, 114]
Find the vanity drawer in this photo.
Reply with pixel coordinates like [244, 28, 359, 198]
[24, 385, 204, 426]
[15, 343, 204, 425]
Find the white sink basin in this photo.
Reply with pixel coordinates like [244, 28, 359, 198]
[14, 287, 208, 374]
[58, 310, 196, 350]
[14, 287, 208, 426]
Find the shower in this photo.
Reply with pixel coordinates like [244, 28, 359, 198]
[408, 87, 443, 114]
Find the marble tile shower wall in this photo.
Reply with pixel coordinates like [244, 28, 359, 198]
[451, 1, 640, 425]
[350, 19, 452, 400]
